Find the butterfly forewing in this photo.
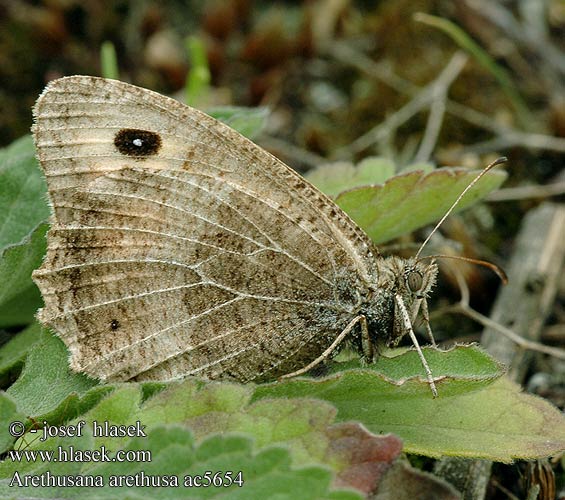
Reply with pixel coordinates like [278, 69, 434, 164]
[32, 76, 379, 382]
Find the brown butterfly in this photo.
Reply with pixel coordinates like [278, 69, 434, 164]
[33, 76, 503, 396]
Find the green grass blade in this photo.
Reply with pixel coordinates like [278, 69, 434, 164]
[414, 13, 534, 129]
[100, 41, 119, 80]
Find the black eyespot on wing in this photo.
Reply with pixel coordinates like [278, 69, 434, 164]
[110, 319, 120, 331]
[114, 129, 162, 156]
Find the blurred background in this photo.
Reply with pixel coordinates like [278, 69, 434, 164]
[1, 0, 563, 169]
[1, 1, 565, 496]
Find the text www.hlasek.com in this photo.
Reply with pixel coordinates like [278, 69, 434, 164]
[8, 420, 245, 489]
[9, 446, 151, 463]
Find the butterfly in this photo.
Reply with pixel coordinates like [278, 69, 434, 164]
[32, 76, 440, 395]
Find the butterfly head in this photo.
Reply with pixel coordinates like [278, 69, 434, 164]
[361, 256, 438, 350]
[382, 256, 437, 302]
[408, 259, 436, 297]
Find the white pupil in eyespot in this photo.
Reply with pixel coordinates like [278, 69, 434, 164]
[133, 138, 143, 147]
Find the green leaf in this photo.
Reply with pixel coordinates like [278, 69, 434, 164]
[100, 41, 119, 80]
[306, 157, 397, 198]
[208, 106, 269, 140]
[0, 136, 49, 327]
[0, 284, 43, 329]
[414, 13, 533, 128]
[1, 380, 366, 499]
[374, 344, 503, 384]
[136, 380, 402, 489]
[2, 361, 396, 497]
[0, 425, 362, 499]
[0, 135, 49, 249]
[7, 331, 101, 419]
[0, 223, 47, 317]
[185, 35, 211, 107]
[252, 349, 565, 463]
[0, 391, 26, 454]
[399, 162, 435, 175]
[0, 322, 43, 386]
[3, 339, 562, 497]
[256, 345, 504, 402]
[335, 167, 507, 244]
[306, 158, 507, 245]
[139, 380, 401, 484]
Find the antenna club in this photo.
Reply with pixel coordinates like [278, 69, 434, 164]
[491, 157, 508, 168]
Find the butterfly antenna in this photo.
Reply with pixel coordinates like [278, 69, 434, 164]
[415, 157, 508, 260]
[418, 254, 508, 284]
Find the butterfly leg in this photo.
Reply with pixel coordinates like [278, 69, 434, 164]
[395, 294, 438, 398]
[15, 417, 42, 452]
[419, 298, 436, 347]
[279, 315, 366, 380]
[359, 314, 374, 360]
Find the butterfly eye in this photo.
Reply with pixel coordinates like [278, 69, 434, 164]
[406, 270, 423, 293]
[114, 128, 162, 156]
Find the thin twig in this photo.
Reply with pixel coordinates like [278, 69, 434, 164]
[487, 181, 565, 202]
[415, 52, 468, 161]
[449, 302, 565, 360]
[467, 0, 565, 77]
[462, 132, 565, 154]
[259, 136, 327, 169]
[331, 42, 419, 95]
[329, 41, 565, 158]
[334, 52, 469, 158]
[441, 262, 565, 360]
[334, 86, 431, 158]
